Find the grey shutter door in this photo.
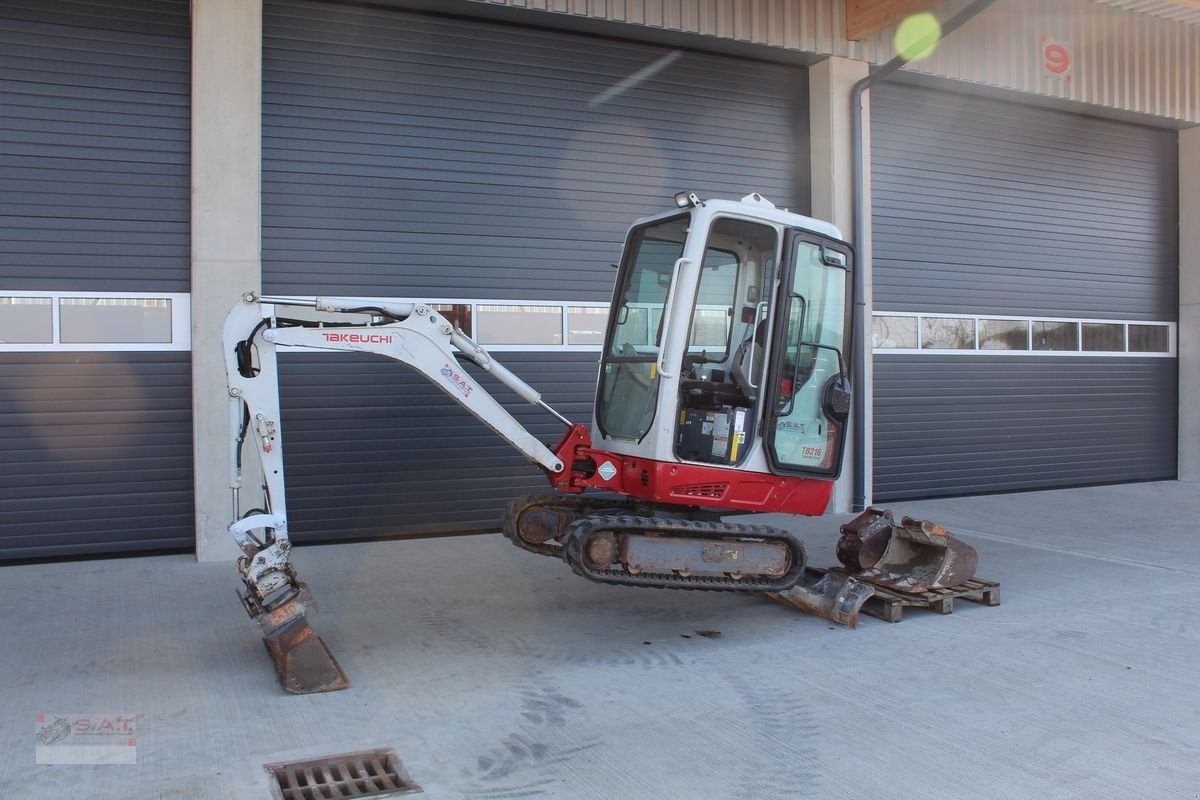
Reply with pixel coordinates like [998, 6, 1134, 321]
[0, 0, 192, 560]
[262, 0, 807, 541]
[870, 83, 1178, 500]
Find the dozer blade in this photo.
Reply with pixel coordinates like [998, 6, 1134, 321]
[766, 568, 875, 628]
[838, 510, 978, 594]
[246, 587, 350, 695]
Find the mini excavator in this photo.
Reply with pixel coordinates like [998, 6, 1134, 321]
[223, 192, 977, 693]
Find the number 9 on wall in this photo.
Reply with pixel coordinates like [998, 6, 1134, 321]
[1042, 37, 1072, 81]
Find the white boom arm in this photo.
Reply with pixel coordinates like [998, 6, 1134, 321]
[222, 293, 567, 606]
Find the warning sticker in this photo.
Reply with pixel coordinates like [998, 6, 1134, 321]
[597, 461, 618, 481]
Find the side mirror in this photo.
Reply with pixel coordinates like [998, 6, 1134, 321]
[822, 373, 852, 421]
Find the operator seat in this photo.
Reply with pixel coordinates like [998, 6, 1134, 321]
[731, 319, 767, 402]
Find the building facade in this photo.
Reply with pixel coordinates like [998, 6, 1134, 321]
[0, 0, 1195, 561]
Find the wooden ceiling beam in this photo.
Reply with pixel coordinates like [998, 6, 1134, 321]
[845, 0, 944, 41]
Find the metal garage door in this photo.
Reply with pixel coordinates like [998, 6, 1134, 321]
[871, 83, 1178, 500]
[262, 0, 808, 540]
[0, 0, 192, 560]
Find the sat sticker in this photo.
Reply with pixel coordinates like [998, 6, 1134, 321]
[597, 461, 618, 481]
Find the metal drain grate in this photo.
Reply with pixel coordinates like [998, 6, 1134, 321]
[265, 748, 421, 799]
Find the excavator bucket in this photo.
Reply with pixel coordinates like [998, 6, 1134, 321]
[837, 509, 978, 594]
[244, 585, 350, 695]
[835, 506, 896, 571]
[767, 568, 875, 628]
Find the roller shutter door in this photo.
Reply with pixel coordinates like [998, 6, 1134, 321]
[262, 0, 808, 540]
[0, 0, 192, 560]
[871, 84, 1178, 500]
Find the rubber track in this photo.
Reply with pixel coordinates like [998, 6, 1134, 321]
[561, 515, 807, 593]
[501, 494, 632, 558]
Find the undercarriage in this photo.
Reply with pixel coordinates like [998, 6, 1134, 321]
[503, 494, 806, 592]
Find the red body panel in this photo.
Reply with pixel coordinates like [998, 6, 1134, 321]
[547, 424, 833, 516]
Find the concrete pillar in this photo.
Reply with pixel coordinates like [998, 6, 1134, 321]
[191, 0, 263, 561]
[1180, 126, 1200, 483]
[809, 57, 871, 513]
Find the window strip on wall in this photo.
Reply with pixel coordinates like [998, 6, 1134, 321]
[7, 295, 1175, 359]
[0, 291, 191, 352]
[265, 297, 612, 353]
[873, 311, 1175, 357]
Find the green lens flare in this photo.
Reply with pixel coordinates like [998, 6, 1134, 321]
[894, 12, 942, 62]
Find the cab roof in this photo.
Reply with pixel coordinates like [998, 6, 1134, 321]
[633, 193, 845, 242]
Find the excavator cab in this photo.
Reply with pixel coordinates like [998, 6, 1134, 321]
[595, 192, 854, 494]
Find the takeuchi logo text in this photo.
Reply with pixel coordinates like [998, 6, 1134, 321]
[321, 332, 394, 345]
[440, 364, 474, 398]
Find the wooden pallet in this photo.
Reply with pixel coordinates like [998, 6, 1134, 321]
[815, 567, 1000, 623]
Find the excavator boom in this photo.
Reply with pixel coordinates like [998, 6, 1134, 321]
[224, 293, 575, 692]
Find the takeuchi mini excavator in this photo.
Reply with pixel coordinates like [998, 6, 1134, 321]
[224, 192, 977, 694]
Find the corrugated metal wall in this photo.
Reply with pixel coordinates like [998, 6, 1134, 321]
[871, 83, 1178, 499]
[262, 0, 806, 299]
[261, 0, 808, 540]
[469, 0, 1200, 123]
[276, 353, 599, 540]
[0, 0, 190, 291]
[0, 0, 192, 560]
[1094, 0, 1200, 25]
[873, 357, 1178, 498]
[871, 84, 1179, 320]
[0, 354, 194, 559]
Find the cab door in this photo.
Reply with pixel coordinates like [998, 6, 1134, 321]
[764, 230, 854, 478]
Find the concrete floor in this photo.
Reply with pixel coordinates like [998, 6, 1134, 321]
[3, 481, 1199, 800]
